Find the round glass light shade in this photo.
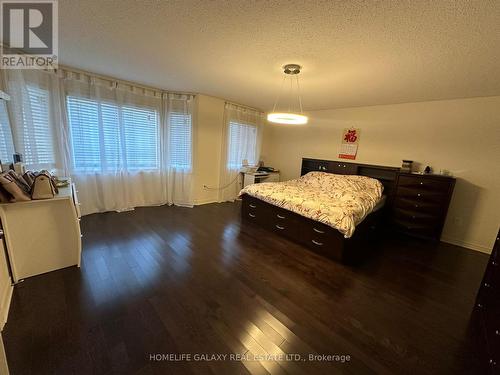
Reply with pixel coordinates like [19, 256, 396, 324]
[267, 112, 308, 125]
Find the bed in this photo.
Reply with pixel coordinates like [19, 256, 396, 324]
[239, 158, 400, 263]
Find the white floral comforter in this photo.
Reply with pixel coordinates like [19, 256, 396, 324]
[239, 172, 384, 238]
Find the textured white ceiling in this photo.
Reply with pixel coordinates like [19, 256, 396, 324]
[59, 0, 500, 111]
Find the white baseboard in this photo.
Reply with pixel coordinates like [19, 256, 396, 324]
[193, 198, 219, 206]
[0, 285, 12, 331]
[440, 236, 492, 254]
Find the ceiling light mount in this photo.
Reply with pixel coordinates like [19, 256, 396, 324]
[267, 63, 308, 125]
[283, 64, 301, 75]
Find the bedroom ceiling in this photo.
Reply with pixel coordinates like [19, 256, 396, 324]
[59, 0, 500, 111]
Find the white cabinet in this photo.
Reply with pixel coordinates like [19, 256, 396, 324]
[243, 172, 280, 188]
[0, 182, 81, 283]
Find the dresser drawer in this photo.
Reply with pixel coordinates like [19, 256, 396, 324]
[398, 175, 452, 192]
[493, 235, 499, 263]
[484, 261, 500, 289]
[396, 186, 448, 203]
[394, 196, 444, 215]
[477, 284, 500, 309]
[393, 217, 439, 238]
[483, 309, 500, 362]
[394, 207, 441, 224]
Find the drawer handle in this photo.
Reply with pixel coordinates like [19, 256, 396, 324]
[484, 283, 491, 288]
[496, 330, 499, 336]
[276, 214, 286, 219]
[275, 224, 285, 230]
[249, 204, 256, 208]
[417, 193, 422, 197]
[415, 204, 419, 208]
[248, 213, 256, 218]
[313, 228, 325, 234]
[311, 239, 323, 246]
[492, 261, 498, 266]
[420, 182, 424, 185]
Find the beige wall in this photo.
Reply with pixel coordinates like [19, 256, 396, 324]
[262, 96, 500, 253]
[192, 95, 225, 205]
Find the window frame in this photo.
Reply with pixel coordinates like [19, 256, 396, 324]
[167, 111, 192, 170]
[66, 95, 161, 173]
[18, 85, 56, 169]
[227, 121, 258, 170]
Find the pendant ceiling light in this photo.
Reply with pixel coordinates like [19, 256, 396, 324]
[267, 64, 308, 125]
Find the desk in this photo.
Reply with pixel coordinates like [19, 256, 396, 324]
[243, 171, 280, 188]
[0, 181, 82, 283]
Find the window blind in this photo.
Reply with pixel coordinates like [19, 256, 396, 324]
[168, 112, 192, 169]
[227, 121, 257, 169]
[122, 106, 158, 170]
[19, 86, 55, 167]
[0, 101, 14, 163]
[67, 96, 159, 172]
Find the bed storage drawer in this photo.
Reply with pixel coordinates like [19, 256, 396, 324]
[242, 195, 299, 238]
[241, 195, 269, 225]
[299, 220, 345, 260]
[241, 193, 382, 263]
[268, 206, 299, 239]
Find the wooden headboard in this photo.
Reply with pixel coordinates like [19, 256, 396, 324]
[301, 158, 400, 201]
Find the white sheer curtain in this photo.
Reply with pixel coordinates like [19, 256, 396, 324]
[1, 69, 69, 173]
[218, 103, 264, 202]
[164, 93, 195, 206]
[1, 68, 195, 215]
[61, 70, 167, 214]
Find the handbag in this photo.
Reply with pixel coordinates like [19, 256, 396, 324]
[31, 171, 58, 200]
[0, 172, 31, 202]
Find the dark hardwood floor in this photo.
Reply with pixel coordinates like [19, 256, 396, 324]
[2, 202, 490, 374]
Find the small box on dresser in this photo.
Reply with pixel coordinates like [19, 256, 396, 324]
[392, 173, 456, 240]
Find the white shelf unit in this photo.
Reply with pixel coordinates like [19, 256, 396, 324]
[0, 182, 82, 283]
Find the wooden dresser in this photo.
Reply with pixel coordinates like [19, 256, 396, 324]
[393, 173, 455, 240]
[475, 230, 500, 374]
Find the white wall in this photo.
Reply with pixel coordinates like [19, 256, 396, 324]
[192, 95, 225, 205]
[262, 96, 500, 253]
